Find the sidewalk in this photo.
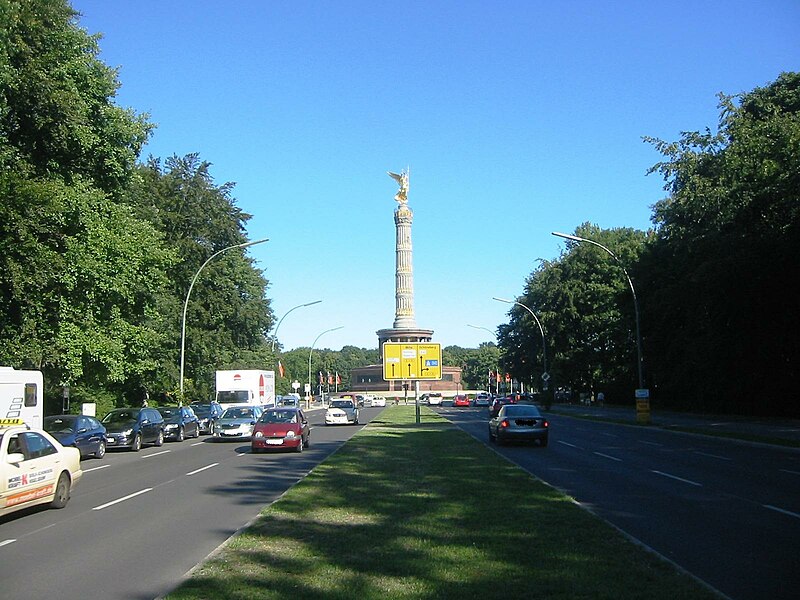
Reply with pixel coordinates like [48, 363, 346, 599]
[548, 402, 800, 447]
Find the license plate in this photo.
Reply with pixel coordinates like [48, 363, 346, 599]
[266, 439, 283, 445]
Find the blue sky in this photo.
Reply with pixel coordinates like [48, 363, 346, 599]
[72, 1, 798, 351]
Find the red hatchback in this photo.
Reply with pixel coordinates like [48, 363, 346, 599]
[453, 395, 471, 407]
[251, 408, 310, 453]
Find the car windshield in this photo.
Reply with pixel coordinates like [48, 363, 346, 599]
[502, 405, 542, 417]
[43, 416, 77, 433]
[102, 410, 139, 424]
[221, 407, 255, 419]
[330, 400, 353, 409]
[158, 407, 179, 417]
[259, 410, 297, 424]
[191, 405, 212, 416]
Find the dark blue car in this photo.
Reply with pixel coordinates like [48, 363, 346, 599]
[43, 414, 108, 459]
[157, 405, 200, 441]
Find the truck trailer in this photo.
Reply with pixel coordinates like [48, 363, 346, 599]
[214, 370, 275, 409]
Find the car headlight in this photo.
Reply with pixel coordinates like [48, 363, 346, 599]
[285, 430, 296, 438]
[165, 424, 177, 430]
[254, 431, 264, 438]
[122, 428, 133, 437]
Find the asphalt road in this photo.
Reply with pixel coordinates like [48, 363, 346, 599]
[0, 406, 381, 600]
[438, 405, 800, 600]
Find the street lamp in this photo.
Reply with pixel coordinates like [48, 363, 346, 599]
[468, 324, 499, 394]
[271, 300, 322, 351]
[493, 297, 548, 381]
[179, 238, 269, 396]
[307, 326, 344, 406]
[467, 323, 497, 339]
[551, 231, 644, 391]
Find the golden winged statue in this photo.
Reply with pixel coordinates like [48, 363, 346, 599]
[387, 169, 409, 204]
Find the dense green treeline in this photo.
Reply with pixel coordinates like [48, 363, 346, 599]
[497, 73, 800, 417]
[0, 0, 274, 415]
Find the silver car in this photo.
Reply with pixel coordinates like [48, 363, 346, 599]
[488, 404, 549, 447]
[212, 406, 263, 440]
[325, 399, 359, 425]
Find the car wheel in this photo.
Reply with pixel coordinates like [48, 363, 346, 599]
[131, 433, 142, 452]
[177, 426, 185, 442]
[154, 430, 164, 447]
[488, 429, 496, 443]
[94, 440, 106, 459]
[304, 433, 310, 448]
[193, 425, 200, 438]
[295, 437, 304, 453]
[50, 472, 71, 509]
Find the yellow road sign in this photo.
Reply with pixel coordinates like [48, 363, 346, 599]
[382, 342, 442, 381]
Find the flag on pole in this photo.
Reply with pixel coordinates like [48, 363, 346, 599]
[327, 372, 334, 385]
[336, 372, 341, 385]
[278, 360, 285, 378]
[318, 371, 324, 384]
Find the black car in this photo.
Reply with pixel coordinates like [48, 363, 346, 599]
[43, 414, 108, 459]
[102, 407, 165, 451]
[157, 405, 200, 441]
[191, 402, 224, 434]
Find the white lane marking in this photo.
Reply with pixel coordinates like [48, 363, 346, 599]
[92, 488, 152, 511]
[638, 440, 662, 447]
[600, 432, 618, 438]
[187, 463, 218, 476]
[557, 440, 583, 450]
[764, 504, 800, 520]
[780, 469, 800, 476]
[191, 441, 205, 447]
[594, 452, 622, 462]
[0, 539, 17, 547]
[693, 451, 732, 461]
[143, 450, 170, 459]
[651, 470, 702, 487]
[82, 464, 111, 473]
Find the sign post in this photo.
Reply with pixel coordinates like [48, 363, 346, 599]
[635, 388, 651, 424]
[383, 342, 442, 423]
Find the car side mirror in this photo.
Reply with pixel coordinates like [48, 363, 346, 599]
[77, 428, 88, 434]
[6, 453, 24, 464]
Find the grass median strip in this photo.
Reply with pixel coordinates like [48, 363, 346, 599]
[165, 406, 721, 600]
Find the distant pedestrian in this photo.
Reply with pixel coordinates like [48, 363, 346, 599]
[597, 391, 605, 406]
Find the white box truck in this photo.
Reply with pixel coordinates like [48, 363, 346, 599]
[0, 367, 44, 428]
[214, 370, 275, 409]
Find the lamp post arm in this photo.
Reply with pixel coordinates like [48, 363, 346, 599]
[552, 231, 643, 388]
[180, 238, 268, 394]
[492, 297, 547, 375]
[271, 300, 322, 351]
[307, 326, 344, 400]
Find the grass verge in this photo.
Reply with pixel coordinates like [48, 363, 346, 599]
[165, 406, 721, 600]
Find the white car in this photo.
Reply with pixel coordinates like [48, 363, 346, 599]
[325, 399, 359, 425]
[475, 392, 492, 407]
[371, 396, 386, 407]
[0, 420, 83, 517]
[427, 393, 443, 406]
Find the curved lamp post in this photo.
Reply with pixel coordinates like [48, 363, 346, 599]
[271, 300, 322, 351]
[307, 326, 344, 405]
[493, 297, 548, 381]
[180, 238, 269, 395]
[551, 231, 643, 390]
[468, 324, 499, 394]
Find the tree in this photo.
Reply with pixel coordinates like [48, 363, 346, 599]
[503, 224, 648, 403]
[642, 72, 800, 415]
[125, 155, 274, 402]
